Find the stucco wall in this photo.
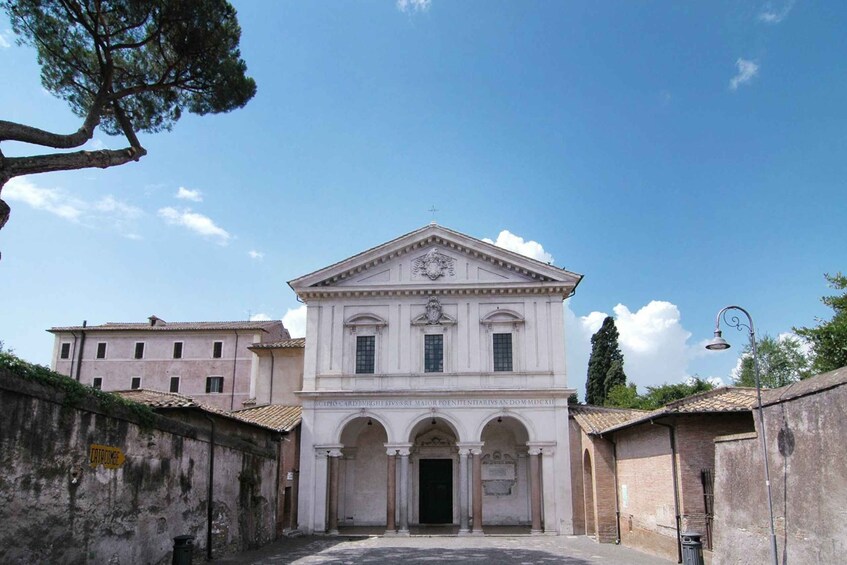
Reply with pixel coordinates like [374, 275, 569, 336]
[713, 384, 847, 565]
[52, 330, 267, 411]
[0, 369, 278, 564]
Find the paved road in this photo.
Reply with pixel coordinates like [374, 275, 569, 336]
[215, 534, 674, 564]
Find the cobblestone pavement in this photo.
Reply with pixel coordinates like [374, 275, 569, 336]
[215, 534, 674, 564]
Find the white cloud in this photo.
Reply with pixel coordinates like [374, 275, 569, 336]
[175, 186, 203, 202]
[729, 58, 759, 90]
[565, 300, 704, 401]
[483, 230, 554, 263]
[250, 313, 272, 321]
[0, 30, 11, 49]
[157, 207, 231, 244]
[248, 250, 264, 260]
[758, 0, 794, 24]
[397, 0, 431, 14]
[4, 177, 83, 221]
[282, 305, 307, 338]
[4, 177, 142, 237]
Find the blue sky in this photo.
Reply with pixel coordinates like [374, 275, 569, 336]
[1, 0, 844, 399]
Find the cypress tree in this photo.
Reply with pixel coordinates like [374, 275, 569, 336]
[585, 316, 626, 405]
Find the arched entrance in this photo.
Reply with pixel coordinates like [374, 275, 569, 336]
[583, 450, 596, 538]
[408, 417, 460, 527]
[479, 416, 531, 527]
[337, 417, 389, 527]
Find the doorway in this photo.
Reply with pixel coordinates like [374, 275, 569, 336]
[419, 459, 453, 524]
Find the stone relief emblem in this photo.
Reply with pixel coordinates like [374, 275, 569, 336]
[425, 296, 443, 325]
[413, 248, 455, 281]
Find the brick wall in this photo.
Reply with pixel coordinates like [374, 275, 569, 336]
[615, 423, 679, 562]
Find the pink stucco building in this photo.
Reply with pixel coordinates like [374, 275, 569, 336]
[48, 315, 288, 410]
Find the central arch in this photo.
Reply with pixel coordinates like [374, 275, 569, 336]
[408, 416, 460, 527]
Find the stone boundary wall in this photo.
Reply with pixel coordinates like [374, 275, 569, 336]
[0, 368, 278, 564]
[713, 382, 847, 565]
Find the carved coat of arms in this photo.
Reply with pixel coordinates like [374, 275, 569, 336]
[413, 248, 455, 281]
[425, 296, 442, 325]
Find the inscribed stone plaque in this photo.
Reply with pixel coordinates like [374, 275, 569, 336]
[482, 463, 516, 481]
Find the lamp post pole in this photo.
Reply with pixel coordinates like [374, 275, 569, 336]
[706, 306, 778, 565]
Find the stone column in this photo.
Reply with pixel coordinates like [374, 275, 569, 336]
[386, 449, 397, 533]
[471, 447, 483, 534]
[528, 447, 543, 534]
[398, 447, 411, 535]
[458, 447, 470, 534]
[327, 448, 342, 534]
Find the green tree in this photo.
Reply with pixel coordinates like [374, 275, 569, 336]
[733, 334, 811, 389]
[605, 378, 714, 410]
[0, 0, 256, 243]
[795, 272, 847, 374]
[586, 316, 626, 405]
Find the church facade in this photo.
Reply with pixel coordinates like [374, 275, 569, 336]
[289, 224, 582, 535]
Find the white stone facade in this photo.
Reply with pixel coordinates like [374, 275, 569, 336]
[290, 224, 582, 535]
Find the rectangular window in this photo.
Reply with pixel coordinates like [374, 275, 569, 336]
[206, 376, 224, 393]
[424, 334, 444, 373]
[173, 342, 183, 359]
[92, 377, 102, 390]
[355, 335, 375, 374]
[134, 342, 145, 359]
[170, 377, 180, 393]
[96, 342, 107, 359]
[60, 343, 71, 359]
[130, 377, 141, 390]
[493, 333, 513, 372]
[212, 341, 223, 358]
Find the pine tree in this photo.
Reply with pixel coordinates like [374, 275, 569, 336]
[585, 316, 626, 405]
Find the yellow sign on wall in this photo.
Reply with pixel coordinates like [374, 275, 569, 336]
[89, 444, 126, 469]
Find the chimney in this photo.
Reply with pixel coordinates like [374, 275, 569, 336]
[148, 315, 163, 327]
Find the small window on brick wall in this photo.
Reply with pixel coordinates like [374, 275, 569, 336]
[170, 377, 180, 393]
[213, 341, 223, 358]
[92, 377, 102, 390]
[134, 342, 145, 359]
[96, 342, 107, 359]
[173, 342, 183, 359]
[131, 377, 141, 390]
[60, 343, 71, 359]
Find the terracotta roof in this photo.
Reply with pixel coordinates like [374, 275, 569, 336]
[250, 338, 306, 350]
[761, 365, 847, 406]
[597, 387, 758, 434]
[48, 320, 283, 333]
[114, 389, 198, 408]
[232, 405, 302, 432]
[112, 389, 287, 432]
[570, 405, 646, 434]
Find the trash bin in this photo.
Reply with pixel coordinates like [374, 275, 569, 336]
[172, 535, 195, 565]
[681, 532, 704, 565]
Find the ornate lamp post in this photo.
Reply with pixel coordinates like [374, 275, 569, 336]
[706, 306, 778, 565]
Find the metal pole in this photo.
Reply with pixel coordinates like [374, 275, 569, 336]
[711, 306, 778, 565]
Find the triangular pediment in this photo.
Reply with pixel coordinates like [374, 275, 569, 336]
[289, 224, 582, 295]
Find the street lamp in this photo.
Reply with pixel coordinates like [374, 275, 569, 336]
[706, 306, 778, 565]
